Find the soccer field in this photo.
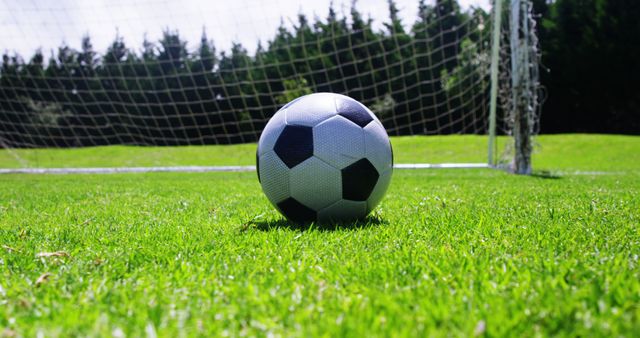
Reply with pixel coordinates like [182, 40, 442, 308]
[1, 134, 639, 336]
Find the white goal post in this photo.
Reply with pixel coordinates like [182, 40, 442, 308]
[0, 0, 540, 173]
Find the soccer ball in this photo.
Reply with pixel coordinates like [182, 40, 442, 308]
[256, 93, 393, 223]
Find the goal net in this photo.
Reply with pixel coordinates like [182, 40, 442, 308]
[0, 0, 540, 171]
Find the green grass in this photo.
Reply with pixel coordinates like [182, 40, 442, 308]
[2, 134, 638, 171]
[0, 142, 259, 168]
[1, 134, 639, 336]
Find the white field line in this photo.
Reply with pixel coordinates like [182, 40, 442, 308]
[0, 163, 491, 174]
[395, 163, 490, 169]
[552, 170, 631, 176]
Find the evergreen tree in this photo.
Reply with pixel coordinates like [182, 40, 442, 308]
[2, 0, 637, 147]
[540, 0, 640, 133]
[0, 53, 26, 145]
[158, 29, 188, 73]
[188, 28, 219, 143]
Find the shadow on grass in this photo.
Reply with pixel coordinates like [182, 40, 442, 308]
[251, 214, 387, 232]
[531, 170, 562, 179]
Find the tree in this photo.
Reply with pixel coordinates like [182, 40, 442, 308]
[539, 0, 640, 133]
[78, 35, 98, 76]
[158, 29, 188, 73]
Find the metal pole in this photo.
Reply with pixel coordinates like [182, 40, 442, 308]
[487, 0, 502, 166]
[511, 0, 533, 174]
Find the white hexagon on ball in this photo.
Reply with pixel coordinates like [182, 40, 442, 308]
[313, 115, 365, 169]
[285, 92, 339, 127]
[256, 92, 393, 223]
[257, 150, 290, 205]
[257, 108, 287, 156]
[290, 157, 342, 210]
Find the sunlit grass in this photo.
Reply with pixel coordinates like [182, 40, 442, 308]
[0, 134, 639, 336]
[2, 134, 638, 172]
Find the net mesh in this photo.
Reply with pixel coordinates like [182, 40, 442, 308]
[0, 0, 539, 168]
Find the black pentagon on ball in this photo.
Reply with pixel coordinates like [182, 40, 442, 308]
[341, 158, 379, 201]
[335, 97, 374, 128]
[277, 197, 317, 223]
[274, 125, 314, 168]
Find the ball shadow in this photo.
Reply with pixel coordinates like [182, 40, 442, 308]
[251, 214, 387, 232]
[530, 170, 563, 179]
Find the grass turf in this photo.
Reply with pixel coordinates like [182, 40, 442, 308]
[2, 134, 639, 171]
[0, 134, 639, 336]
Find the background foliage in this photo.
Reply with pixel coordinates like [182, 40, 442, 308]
[533, 0, 640, 133]
[0, 0, 638, 148]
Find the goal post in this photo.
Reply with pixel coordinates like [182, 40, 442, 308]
[0, 0, 540, 172]
[487, 0, 503, 167]
[494, 0, 541, 174]
[509, 0, 540, 174]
